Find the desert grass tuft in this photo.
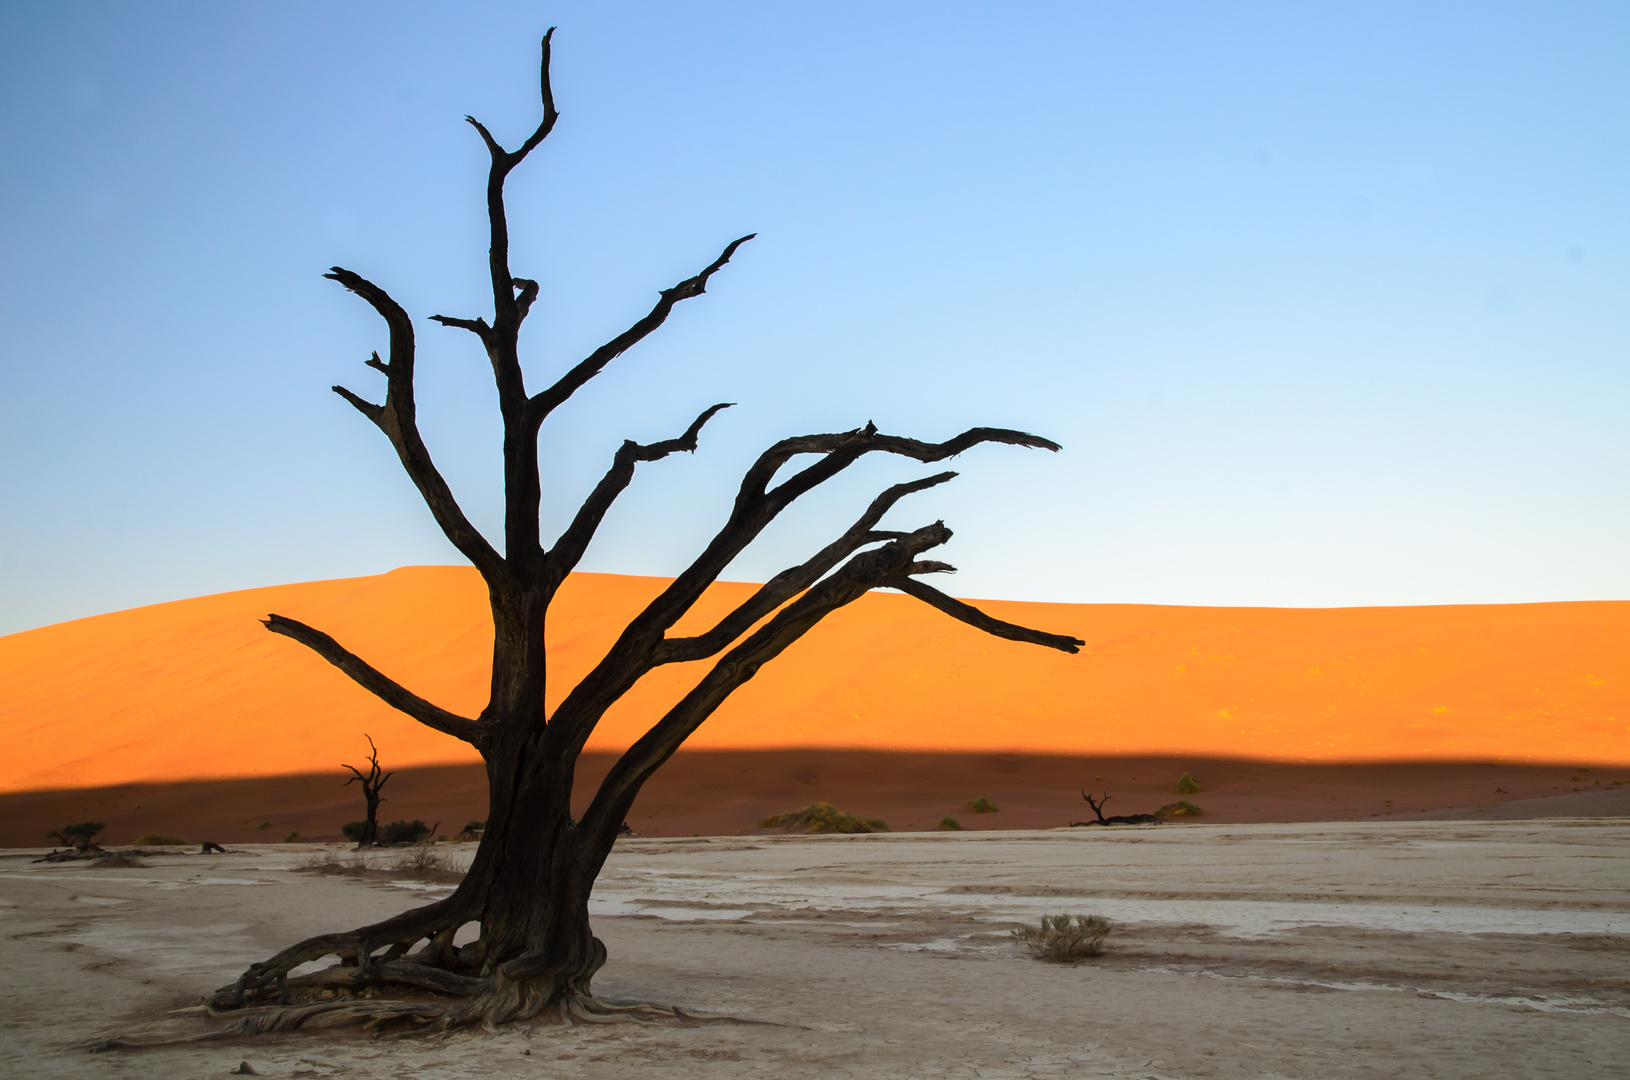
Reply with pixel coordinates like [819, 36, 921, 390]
[1011, 914, 1112, 961]
[388, 840, 464, 883]
[1175, 773, 1201, 794]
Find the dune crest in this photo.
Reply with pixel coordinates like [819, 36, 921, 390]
[1, 565, 1626, 792]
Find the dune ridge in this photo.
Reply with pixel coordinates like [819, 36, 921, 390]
[1, 565, 1626, 793]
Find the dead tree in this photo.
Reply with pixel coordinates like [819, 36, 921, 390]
[1071, 792, 1159, 827]
[210, 30, 1083, 1034]
[341, 734, 392, 847]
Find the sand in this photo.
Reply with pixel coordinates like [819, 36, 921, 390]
[3, 568, 1627, 796]
[4, 751, 1629, 848]
[2, 819, 1626, 1079]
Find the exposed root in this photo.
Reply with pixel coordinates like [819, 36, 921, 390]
[95, 990, 793, 1050]
[90, 1000, 449, 1050]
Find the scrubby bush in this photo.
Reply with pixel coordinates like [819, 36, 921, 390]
[1175, 773, 1201, 794]
[48, 822, 104, 850]
[966, 797, 999, 814]
[756, 802, 889, 834]
[380, 819, 432, 845]
[1012, 914, 1112, 961]
[939, 816, 963, 830]
[341, 821, 369, 843]
[1157, 800, 1203, 817]
[134, 833, 184, 846]
[389, 841, 463, 883]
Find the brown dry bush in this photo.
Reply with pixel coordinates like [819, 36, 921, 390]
[388, 841, 464, 883]
[1011, 914, 1112, 961]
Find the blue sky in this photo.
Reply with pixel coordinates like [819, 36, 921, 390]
[1, 2, 1626, 635]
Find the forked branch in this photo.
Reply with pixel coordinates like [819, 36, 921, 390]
[546, 423, 1064, 752]
[324, 267, 505, 581]
[654, 471, 960, 665]
[264, 615, 489, 748]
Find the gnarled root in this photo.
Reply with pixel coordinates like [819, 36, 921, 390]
[209, 897, 472, 1010]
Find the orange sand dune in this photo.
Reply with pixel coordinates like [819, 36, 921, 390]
[1, 566, 1626, 793]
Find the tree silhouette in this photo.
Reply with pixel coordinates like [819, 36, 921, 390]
[340, 734, 392, 847]
[211, 30, 1082, 1033]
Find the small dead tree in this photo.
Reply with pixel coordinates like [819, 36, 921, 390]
[340, 734, 392, 847]
[1071, 791, 1159, 827]
[210, 30, 1083, 1034]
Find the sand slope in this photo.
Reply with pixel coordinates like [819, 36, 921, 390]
[1, 566, 1626, 792]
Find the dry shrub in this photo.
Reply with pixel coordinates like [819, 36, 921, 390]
[134, 833, 184, 846]
[296, 848, 369, 875]
[1157, 800, 1203, 817]
[388, 841, 464, 883]
[1011, 914, 1112, 961]
[756, 802, 889, 834]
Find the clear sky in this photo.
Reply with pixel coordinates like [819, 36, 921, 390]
[1, 2, 1626, 636]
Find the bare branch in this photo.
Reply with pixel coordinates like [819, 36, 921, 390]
[463, 115, 504, 160]
[887, 577, 1085, 654]
[324, 268, 505, 580]
[264, 614, 490, 748]
[428, 314, 493, 342]
[654, 471, 959, 665]
[547, 403, 733, 578]
[332, 384, 383, 424]
[525, 235, 756, 428]
[505, 27, 560, 171]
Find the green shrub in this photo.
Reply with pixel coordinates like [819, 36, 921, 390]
[340, 821, 369, 843]
[965, 797, 999, 814]
[283, 831, 301, 843]
[1175, 773, 1201, 794]
[134, 833, 184, 846]
[1157, 800, 1203, 817]
[1011, 914, 1112, 961]
[380, 819, 432, 845]
[939, 816, 963, 830]
[756, 802, 889, 834]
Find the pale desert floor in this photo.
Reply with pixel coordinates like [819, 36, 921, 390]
[3, 820, 1627, 1079]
